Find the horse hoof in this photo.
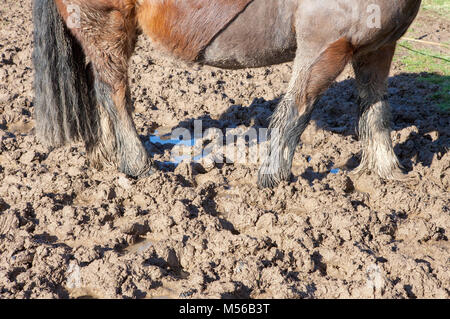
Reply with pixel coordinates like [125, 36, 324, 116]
[257, 174, 279, 189]
[121, 160, 157, 179]
[139, 166, 156, 178]
[139, 160, 158, 178]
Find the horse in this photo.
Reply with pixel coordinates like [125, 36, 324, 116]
[32, 0, 422, 188]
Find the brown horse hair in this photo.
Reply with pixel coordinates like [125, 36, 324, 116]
[48, 0, 152, 176]
[137, 0, 253, 61]
[303, 38, 355, 109]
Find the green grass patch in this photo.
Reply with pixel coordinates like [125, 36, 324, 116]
[422, 0, 450, 17]
[397, 41, 450, 111]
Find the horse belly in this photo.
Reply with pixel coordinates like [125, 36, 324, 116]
[137, 0, 254, 61]
[201, 0, 298, 69]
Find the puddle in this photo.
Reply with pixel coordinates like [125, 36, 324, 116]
[149, 130, 195, 147]
[330, 168, 340, 174]
[148, 129, 206, 164]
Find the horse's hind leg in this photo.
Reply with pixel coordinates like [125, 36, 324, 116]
[258, 38, 354, 188]
[59, 2, 152, 177]
[352, 43, 402, 179]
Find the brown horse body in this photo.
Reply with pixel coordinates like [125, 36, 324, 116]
[33, 0, 422, 187]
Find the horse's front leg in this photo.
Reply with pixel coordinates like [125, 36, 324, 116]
[69, 3, 152, 177]
[258, 37, 355, 188]
[352, 43, 403, 179]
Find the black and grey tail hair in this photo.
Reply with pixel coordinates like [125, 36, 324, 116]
[32, 0, 98, 148]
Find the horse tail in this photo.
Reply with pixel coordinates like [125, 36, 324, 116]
[32, 0, 98, 148]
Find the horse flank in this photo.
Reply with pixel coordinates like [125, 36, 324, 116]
[137, 0, 254, 61]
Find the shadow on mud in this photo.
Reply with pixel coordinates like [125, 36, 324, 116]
[143, 72, 449, 173]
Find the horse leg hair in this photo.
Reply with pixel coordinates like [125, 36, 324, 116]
[258, 37, 354, 188]
[352, 43, 402, 179]
[57, 1, 152, 177]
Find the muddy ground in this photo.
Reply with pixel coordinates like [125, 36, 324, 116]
[0, 1, 449, 299]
